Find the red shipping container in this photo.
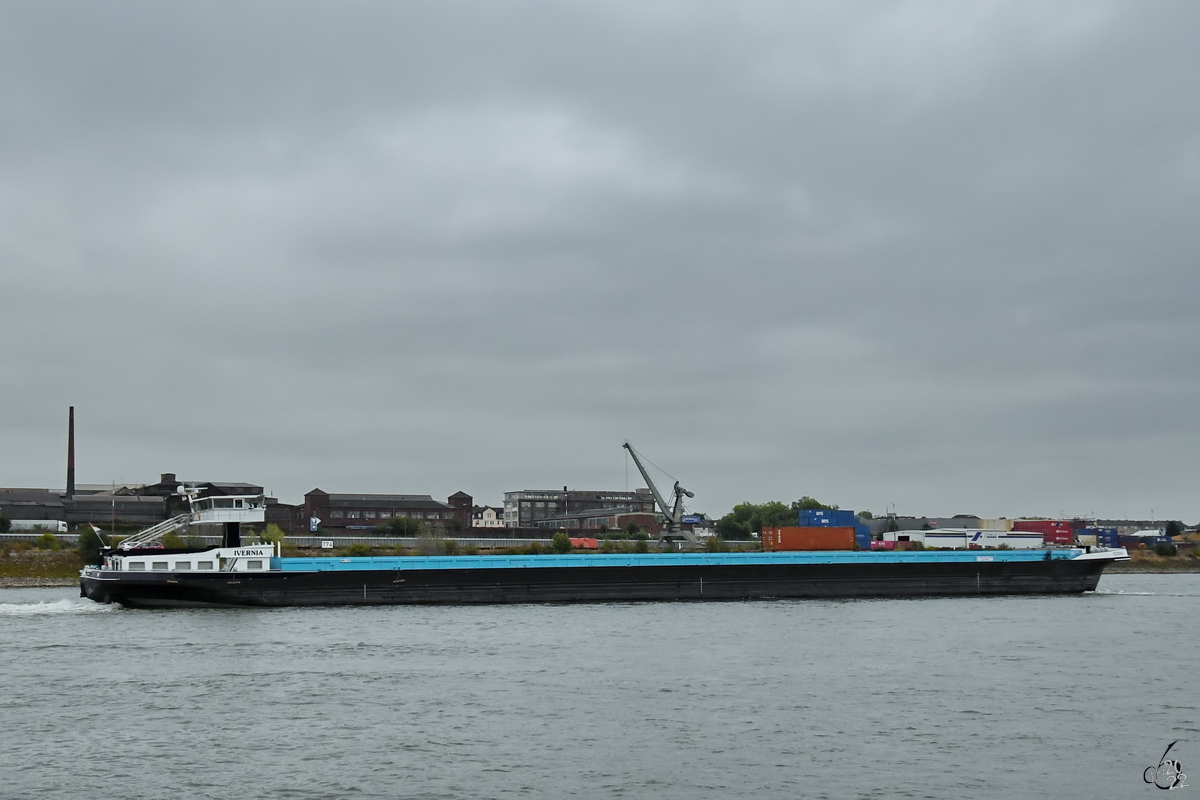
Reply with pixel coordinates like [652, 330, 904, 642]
[762, 526, 856, 551]
[569, 538, 600, 550]
[870, 540, 894, 550]
[1042, 531, 1073, 545]
[1012, 520, 1071, 536]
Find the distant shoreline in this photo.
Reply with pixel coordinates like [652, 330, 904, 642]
[0, 577, 78, 588]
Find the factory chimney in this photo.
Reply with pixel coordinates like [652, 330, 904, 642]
[66, 406, 75, 498]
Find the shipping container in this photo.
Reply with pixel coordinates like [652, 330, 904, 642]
[1012, 520, 1071, 536]
[1082, 527, 1120, 548]
[977, 518, 1013, 531]
[1121, 535, 1168, 549]
[869, 540, 895, 550]
[855, 530, 871, 550]
[1042, 531, 1073, 545]
[798, 509, 857, 527]
[762, 526, 856, 551]
[568, 538, 600, 550]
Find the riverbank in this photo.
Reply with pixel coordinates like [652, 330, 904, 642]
[1106, 551, 1200, 573]
[0, 550, 84, 586]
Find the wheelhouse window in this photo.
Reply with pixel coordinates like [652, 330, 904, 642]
[128, 561, 146, 571]
[246, 560, 264, 570]
[152, 562, 168, 570]
[174, 562, 191, 570]
[197, 561, 214, 570]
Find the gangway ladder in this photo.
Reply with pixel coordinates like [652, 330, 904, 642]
[118, 512, 193, 549]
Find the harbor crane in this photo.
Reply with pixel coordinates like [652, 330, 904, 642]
[622, 442, 696, 545]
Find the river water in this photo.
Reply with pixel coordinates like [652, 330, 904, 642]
[2, 574, 1197, 799]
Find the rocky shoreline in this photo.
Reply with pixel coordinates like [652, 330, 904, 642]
[0, 577, 78, 588]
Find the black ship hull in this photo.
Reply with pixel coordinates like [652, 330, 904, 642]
[81, 558, 1112, 609]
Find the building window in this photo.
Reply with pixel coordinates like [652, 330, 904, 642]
[379, 511, 391, 519]
[347, 510, 360, 519]
[331, 510, 344, 519]
[365, 511, 376, 519]
[535, 502, 545, 508]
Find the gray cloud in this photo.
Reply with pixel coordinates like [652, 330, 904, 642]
[3, 1, 1199, 521]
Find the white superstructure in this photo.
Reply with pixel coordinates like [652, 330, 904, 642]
[118, 489, 265, 549]
[102, 544, 277, 573]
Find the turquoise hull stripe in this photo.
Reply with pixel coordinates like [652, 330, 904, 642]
[280, 549, 1085, 572]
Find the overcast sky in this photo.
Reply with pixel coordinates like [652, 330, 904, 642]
[2, 1, 1198, 522]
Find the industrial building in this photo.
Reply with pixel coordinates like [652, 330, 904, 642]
[304, 489, 473, 533]
[503, 488, 656, 529]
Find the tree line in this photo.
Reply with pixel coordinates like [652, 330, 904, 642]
[715, 497, 849, 539]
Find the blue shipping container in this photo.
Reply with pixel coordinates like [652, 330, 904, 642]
[855, 530, 871, 550]
[1083, 527, 1120, 548]
[799, 509, 857, 527]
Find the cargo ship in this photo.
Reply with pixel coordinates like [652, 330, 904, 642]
[77, 485, 1130, 609]
[80, 542, 1129, 608]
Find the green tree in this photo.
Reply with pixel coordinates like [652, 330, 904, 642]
[260, 523, 287, 546]
[716, 501, 806, 539]
[790, 497, 838, 512]
[633, 538, 649, 553]
[1165, 520, 1184, 539]
[443, 539, 460, 556]
[380, 516, 427, 538]
[0, 514, 10, 533]
[36, 532, 62, 550]
[345, 543, 373, 557]
[704, 536, 728, 552]
[624, 522, 642, 537]
[715, 502, 755, 539]
[551, 532, 573, 554]
[77, 526, 105, 565]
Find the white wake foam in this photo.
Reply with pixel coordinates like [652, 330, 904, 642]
[0, 598, 117, 615]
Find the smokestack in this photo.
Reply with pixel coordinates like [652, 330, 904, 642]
[66, 406, 75, 498]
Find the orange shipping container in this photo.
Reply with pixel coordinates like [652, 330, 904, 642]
[762, 526, 857, 551]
